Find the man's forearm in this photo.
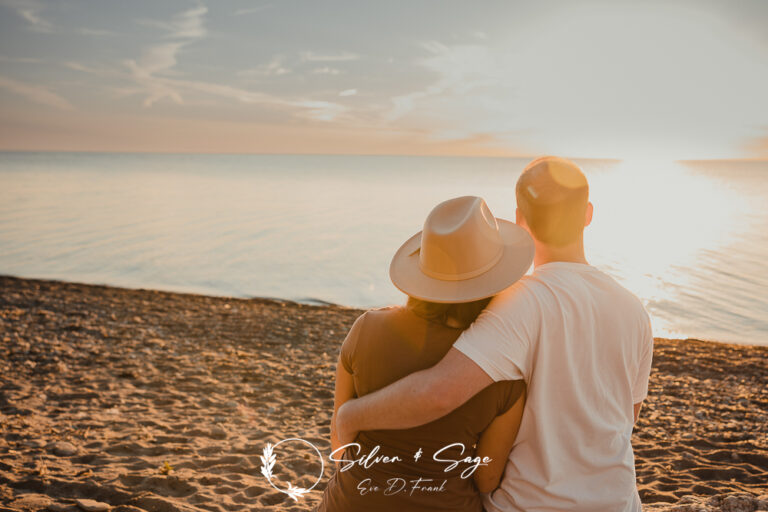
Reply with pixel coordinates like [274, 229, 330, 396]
[340, 367, 452, 433]
[336, 347, 494, 443]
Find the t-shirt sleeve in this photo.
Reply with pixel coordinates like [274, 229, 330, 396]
[497, 380, 526, 416]
[632, 312, 654, 403]
[339, 313, 366, 375]
[453, 282, 539, 382]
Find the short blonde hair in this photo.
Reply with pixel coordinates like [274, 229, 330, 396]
[516, 156, 589, 246]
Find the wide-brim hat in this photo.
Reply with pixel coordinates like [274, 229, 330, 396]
[390, 196, 534, 304]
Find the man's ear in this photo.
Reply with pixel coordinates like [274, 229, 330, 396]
[585, 202, 594, 227]
[516, 207, 525, 226]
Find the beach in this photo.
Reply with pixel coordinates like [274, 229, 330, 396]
[1, 275, 766, 512]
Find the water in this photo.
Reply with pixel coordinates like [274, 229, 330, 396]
[1, 152, 766, 346]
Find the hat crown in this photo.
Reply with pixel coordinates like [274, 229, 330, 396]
[419, 196, 504, 281]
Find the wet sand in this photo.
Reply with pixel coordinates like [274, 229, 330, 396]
[1, 276, 766, 511]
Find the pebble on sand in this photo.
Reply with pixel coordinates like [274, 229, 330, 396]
[50, 441, 77, 457]
[9, 494, 52, 510]
[76, 498, 111, 512]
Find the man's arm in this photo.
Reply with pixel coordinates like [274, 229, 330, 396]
[335, 347, 493, 445]
[633, 401, 643, 423]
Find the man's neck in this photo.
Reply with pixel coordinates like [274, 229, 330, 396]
[533, 238, 588, 267]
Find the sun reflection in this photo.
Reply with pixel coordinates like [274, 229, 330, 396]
[586, 159, 748, 337]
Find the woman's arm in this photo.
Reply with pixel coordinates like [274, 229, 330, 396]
[330, 357, 357, 455]
[473, 388, 526, 493]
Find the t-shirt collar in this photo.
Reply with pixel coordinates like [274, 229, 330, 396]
[535, 261, 595, 272]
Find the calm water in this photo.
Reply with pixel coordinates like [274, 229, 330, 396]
[1, 152, 766, 346]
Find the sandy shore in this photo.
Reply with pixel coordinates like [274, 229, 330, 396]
[1, 276, 766, 512]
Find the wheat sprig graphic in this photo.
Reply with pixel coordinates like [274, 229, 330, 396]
[260, 443, 276, 480]
[285, 482, 310, 501]
[259, 442, 310, 502]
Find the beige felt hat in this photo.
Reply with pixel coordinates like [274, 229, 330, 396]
[390, 196, 534, 303]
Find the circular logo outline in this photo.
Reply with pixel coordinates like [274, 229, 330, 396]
[260, 438, 325, 501]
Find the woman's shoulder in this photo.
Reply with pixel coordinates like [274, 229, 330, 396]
[357, 305, 406, 324]
[346, 305, 406, 340]
[366, 304, 405, 315]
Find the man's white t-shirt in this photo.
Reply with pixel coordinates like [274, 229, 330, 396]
[454, 262, 653, 512]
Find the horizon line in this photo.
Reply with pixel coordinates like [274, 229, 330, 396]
[3, 149, 765, 163]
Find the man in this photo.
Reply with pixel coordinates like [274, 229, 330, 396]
[335, 156, 654, 511]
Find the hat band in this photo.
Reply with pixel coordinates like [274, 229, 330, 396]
[419, 245, 504, 282]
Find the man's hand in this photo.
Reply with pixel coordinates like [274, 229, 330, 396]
[334, 400, 359, 446]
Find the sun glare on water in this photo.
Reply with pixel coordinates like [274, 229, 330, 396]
[586, 159, 749, 338]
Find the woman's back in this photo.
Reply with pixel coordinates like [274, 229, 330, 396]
[319, 306, 524, 512]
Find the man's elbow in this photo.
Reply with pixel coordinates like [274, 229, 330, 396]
[429, 389, 454, 416]
[474, 470, 501, 494]
[418, 375, 462, 418]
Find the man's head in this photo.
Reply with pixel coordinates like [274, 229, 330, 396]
[515, 156, 592, 247]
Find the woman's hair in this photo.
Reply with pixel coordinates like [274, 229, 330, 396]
[406, 296, 492, 329]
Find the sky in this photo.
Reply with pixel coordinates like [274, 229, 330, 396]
[0, 0, 766, 159]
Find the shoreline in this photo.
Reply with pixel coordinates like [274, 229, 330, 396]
[1, 275, 766, 511]
[1, 274, 762, 348]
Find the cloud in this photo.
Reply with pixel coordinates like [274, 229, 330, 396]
[151, 76, 347, 121]
[126, 5, 209, 106]
[386, 41, 498, 121]
[339, 89, 357, 97]
[0, 55, 41, 63]
[137, 4, 208, 39]
[238, 56, 290, 77]
[63, 61, 105, 73]
[11, 4, 342, 121]
[0, 75, 73, 110]
[744, 130, 768, 158]
[301, 51, 359, 62]
[312, 67, 341, 75]
[292, 100, 347, 121]
[235, 4, 272, 16]
[119, 6, 346, 120]
[0, 0, 52, 32]
[77, 28, 116, 37]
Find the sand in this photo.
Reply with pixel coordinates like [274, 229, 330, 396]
[0, 275, 766, 512]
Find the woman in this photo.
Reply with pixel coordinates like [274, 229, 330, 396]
[318, 196, 534, 511]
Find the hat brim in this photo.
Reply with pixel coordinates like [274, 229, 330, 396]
[389, 220, 534, 304]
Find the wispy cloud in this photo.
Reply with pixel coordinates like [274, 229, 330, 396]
[312, 67, 341, 75]
[63, 61, 106, 74]
[126, 5, 209, 106]
[2, 2, 357, 123]
[301, 51, 359, 62]
[149, 76, 347, 121]
[387, 41, 497, 121]
[119, 5, 345, 120]
[0, 55, 41, 63]
[0, 75, 73, 110]
[77, 28, 116, 37]
[745, 129, 768, 158]
[234, 4, 272, 16]
[137, 4, 208, 39]
[238, 56, 290, 77]
[0, 0, 52, 32]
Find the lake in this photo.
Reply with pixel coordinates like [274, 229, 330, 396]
[1, 152, 766, 345]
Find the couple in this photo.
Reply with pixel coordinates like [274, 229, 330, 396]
[318, 156, 653, 512]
